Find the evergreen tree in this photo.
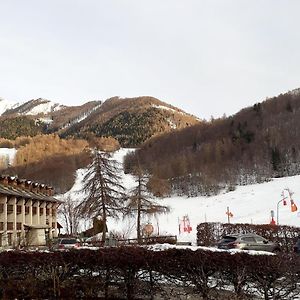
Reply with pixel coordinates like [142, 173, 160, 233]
[126, 166, 169, 243]
[78, 150, 126, 242]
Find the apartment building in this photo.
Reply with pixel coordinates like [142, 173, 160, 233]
[0, 175, 61, 248]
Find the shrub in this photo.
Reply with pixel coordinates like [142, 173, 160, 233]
[197, 222, 300, 252]
[0, 247, 299, 299]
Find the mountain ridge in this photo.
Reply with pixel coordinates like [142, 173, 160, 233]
[125, 88, 300, 196]
[2, 88, 300, 196]
[0, 96, 200, 147]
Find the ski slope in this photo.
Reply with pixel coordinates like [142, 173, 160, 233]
[59, 148, 300, 244]
[0, 148, 17, 166]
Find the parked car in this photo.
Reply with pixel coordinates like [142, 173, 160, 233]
[217, 233, 280, 253]
[52, 238, 81, 250]
[293, 237, 300, 254]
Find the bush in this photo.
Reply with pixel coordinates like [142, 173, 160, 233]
[197, 222, 300, 252]
[0, 248, 299, 299]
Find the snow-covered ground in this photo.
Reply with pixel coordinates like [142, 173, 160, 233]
[146, 243, 275, 255]
[0, 98, 64, 116]
[0, 98, 21, 115]
[59, 148, 300, 245]
[61, 102, 102, 130]
[0, 148, 17, 166]
[24, 100, 63, 115]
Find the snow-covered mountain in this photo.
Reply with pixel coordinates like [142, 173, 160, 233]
[0, 96, 198, 148]
[1, 98, 65, 116]
[58, 148, 300, 245]
[0, 98, 22, 116]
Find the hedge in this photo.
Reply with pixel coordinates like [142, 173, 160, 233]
[0, 247, 299, 299]
[197, 222, 300, 252]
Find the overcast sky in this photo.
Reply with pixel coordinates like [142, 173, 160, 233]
[1, 1, 300, 119]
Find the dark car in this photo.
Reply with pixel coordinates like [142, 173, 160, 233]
[294, 238, 300, 253]
[52, 238, 81, 250]
[217, 233, 280, 253]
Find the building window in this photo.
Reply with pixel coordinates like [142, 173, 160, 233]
[7, 233, 12, 246]
[32, 207, 37, 215]
[16, 223, 22, 230]
[7, 205, 13, 214]
[46, 208, 50, 216]
[52, 209, 56, 217]
[0, 222, 3, 231]
[25, 206, 29, 215]
[17, 205, 22, 214]
[7, 222, 13, 230]
[0, 203, 4, 213]
[40, 207, 44, 215]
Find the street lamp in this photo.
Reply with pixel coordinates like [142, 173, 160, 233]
[277, 188, 294, 225]
[276, 196, 287, 225]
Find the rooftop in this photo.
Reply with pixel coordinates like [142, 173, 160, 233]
[0, 175, 60, 203]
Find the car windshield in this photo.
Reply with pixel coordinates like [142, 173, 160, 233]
[60, 239, 78, 245]
[219, 236, 236, 243]
[255, 236, 268, 243]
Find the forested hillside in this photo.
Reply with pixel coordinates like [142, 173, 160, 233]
[0, 96, 199, 147]
[0, 116, 44, 139]
[125, 92, 300, 196]
[0, 134, 91, 193]
[61, 96, 199, 147]
[0, 96, 198, 192]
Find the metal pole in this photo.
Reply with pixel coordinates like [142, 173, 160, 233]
[227, 207, 230, 223]
[277, 196, 288, 225]
[276, 199, 282, 225]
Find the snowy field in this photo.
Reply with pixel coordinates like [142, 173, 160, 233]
[1, 146, 299, 245]
[0, 148, 17, 166]
[59, 148, 300, 245]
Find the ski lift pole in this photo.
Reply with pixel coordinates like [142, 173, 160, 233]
[227, 207, 230, 224]
[277, 196, 287, 225]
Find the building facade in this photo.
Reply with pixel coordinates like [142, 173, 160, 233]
[0, 175, 61, 248]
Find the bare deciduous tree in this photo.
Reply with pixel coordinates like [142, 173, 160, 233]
[59, 195, 81, 236]
[126, 165, 169, 243]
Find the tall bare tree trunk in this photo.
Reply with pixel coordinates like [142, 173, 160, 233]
[101, 190, 107, 243]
